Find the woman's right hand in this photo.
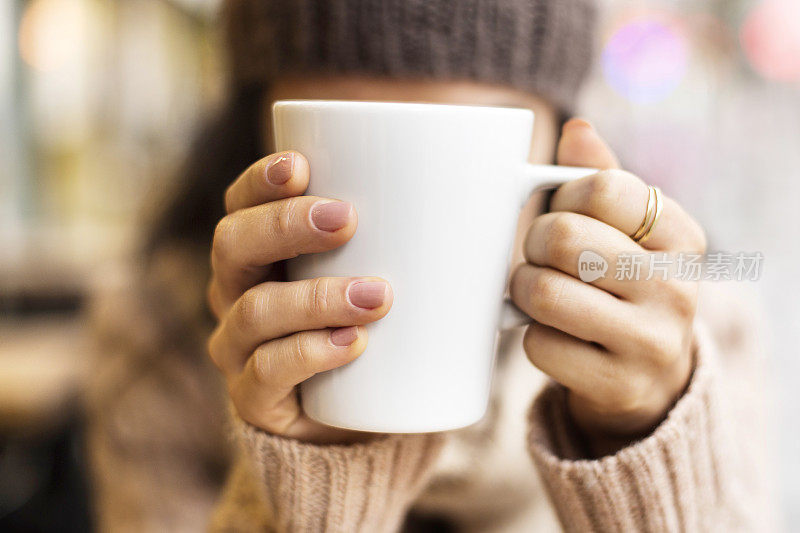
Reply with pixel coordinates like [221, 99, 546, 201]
[207, 151, 393, 444]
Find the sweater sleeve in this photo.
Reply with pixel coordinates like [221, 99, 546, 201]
[212, 416, 445, 532]
[526, 319, 768, 532]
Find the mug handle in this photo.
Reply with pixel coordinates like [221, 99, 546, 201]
[499, 164, 597, 330]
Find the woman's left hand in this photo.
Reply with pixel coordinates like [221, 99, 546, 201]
[510, 119, 707, 454]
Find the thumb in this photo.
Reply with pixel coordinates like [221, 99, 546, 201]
[556, 118, 620, 169]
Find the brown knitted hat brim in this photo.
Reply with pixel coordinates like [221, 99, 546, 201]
[224, 0, 597, 111]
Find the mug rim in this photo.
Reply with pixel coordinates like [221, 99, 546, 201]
[272, 99, 534, 119]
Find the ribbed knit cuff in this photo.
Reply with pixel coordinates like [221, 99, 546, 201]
[527, 322, 746, 532]
[235, 419, 444, 532]
[223, 0, 596, 111]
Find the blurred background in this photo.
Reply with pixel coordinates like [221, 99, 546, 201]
[1, 0, 798, 530]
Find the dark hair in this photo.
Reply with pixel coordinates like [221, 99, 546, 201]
[144, 84, 264, 259]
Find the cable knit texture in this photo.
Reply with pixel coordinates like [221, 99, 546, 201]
[227, 419, 445, 532]
[88, 259, 773, 532]
[210, 315, 770, 532]
[527, 321, 752, 532]
[223, 0, 596, 110]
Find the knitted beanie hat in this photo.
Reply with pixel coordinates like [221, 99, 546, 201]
[223, 0, 597, 111]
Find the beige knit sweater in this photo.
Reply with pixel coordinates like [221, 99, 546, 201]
[86, 259, 776, 532]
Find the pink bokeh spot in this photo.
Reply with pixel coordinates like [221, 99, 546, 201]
[602, 16, 689, 104]
[740, 0, 800, 82]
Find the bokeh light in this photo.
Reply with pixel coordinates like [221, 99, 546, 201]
[602, 14, 689, 104]
[740, 0, 800, 82]
[18, 0, 89, 72]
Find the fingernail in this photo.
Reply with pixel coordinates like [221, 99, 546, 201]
[348, 281, 387, 309]
[330, 326, 359, 346]
[311, 201, 352, 232]
[266, 153, 294, 185]
[564, 118, 593, 132]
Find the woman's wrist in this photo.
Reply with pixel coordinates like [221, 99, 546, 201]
[566, 347, 695, 457]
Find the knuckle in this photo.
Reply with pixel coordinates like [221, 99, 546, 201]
[224, 183, 237, 213]
[234, 287, 268, 333]
[251, 347, 273, 386]
[229, 360, 300, 434]
[529, 271, 565, 317]
[305, 277, 332, 318]
[543, 213, 582, 266]
[212, 215, 239, 265]
[583, 170, 623, 213]
[292, 334, 317, 377]
[274, 197, 299, 241]
[206, 282, 218, 316]
[206, 328, 225, 370]
[206, 280, 227, 319]
[248, 159, 267, 190]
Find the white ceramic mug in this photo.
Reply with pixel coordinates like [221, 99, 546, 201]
[273, 100, 594, 433]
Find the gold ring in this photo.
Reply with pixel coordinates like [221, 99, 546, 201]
[630, 186, 655, 242]
[637, 186, 662, 244]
